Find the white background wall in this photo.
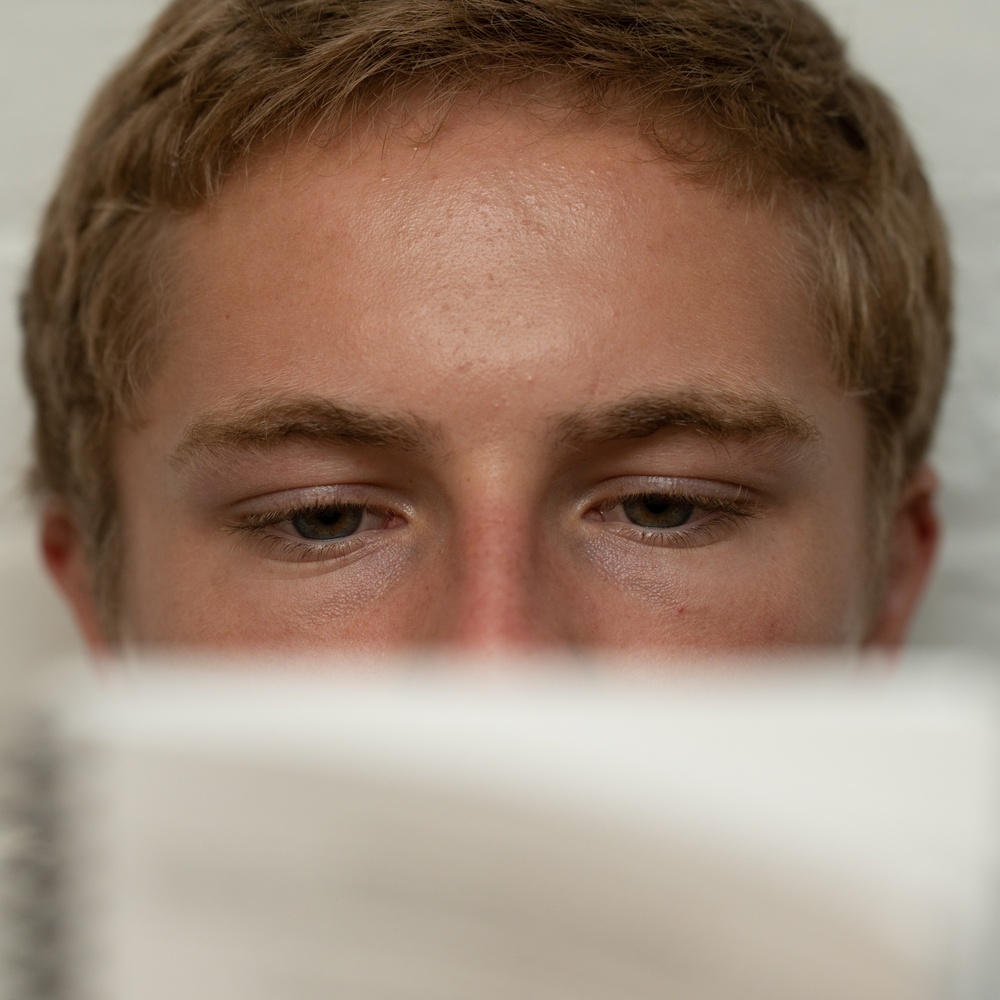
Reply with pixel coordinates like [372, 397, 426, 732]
[1, 0, 998, 665]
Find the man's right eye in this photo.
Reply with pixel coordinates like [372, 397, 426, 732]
[289, 505, 366, 540]
[228, 498, 404, 563]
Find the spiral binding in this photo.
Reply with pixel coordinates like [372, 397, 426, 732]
[0, 712, 66, 1000]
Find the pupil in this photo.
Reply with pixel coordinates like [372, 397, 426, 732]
[622, 495, 693, 529]
[291, 506, 365, 540]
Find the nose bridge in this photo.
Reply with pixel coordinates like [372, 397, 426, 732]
[439, 503, 561, 652]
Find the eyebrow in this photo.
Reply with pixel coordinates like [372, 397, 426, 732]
[171, 387, 818, 469]
[172, 395, 435, 466]
[554, 390, 819, 449]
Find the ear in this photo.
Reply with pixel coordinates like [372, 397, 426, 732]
[40, 500, 111, 655]
[864, 464, 940, 650]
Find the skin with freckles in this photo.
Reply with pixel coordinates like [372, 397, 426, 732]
[48, 104, 938, 657]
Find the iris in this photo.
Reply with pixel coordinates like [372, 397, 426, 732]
[622, 496, 694, 529]
[291, 506, 365, 540]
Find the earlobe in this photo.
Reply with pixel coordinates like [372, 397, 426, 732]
[41, 501, 110, 655]
[864, 464, 940, 650]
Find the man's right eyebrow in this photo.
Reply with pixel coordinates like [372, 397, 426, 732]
[171, 396, 436, 465]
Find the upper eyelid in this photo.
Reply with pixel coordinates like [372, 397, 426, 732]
[230, 484, 414, 517]
[578, 476, 757, 510]
[237, 502, 378, 527]
[600, 490, 756, 513]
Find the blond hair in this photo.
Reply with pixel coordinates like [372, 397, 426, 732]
[21, 0, 951, 622]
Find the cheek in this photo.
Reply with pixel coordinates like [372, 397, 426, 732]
[119, 528, 870, 653]
[566, 532, 868, 651]
[119, 532, 423, 650]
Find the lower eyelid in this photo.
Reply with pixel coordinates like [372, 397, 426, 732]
[244, 531, 368, 564]
[612, 511, 739, 545]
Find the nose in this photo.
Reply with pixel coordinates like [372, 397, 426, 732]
[427, 506, 572, 653]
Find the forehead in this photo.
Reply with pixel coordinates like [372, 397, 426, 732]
[155, 109, 831, 440]
[190, 109, 802, 304]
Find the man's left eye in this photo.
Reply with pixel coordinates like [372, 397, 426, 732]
[590, 486, 756, 547]
[619, 495, 695, 529]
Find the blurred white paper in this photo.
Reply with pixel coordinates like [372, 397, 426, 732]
[6, 657, 1000, 999]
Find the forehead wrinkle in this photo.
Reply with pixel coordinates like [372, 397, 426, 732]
[553, 389, 820, 450]
[171, 395, 439, 466]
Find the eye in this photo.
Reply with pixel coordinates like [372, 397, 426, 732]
[229, 496, 404, 563]
[290, 505, 365, 540]
[589, 482, 759, 549]
[620, 495, 694, 529]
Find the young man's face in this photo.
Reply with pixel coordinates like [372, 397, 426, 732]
[52, 108, 936, 656]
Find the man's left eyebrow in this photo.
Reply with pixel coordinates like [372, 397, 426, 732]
[171, 395, 435, 466]
[554, 390, 820, 448]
